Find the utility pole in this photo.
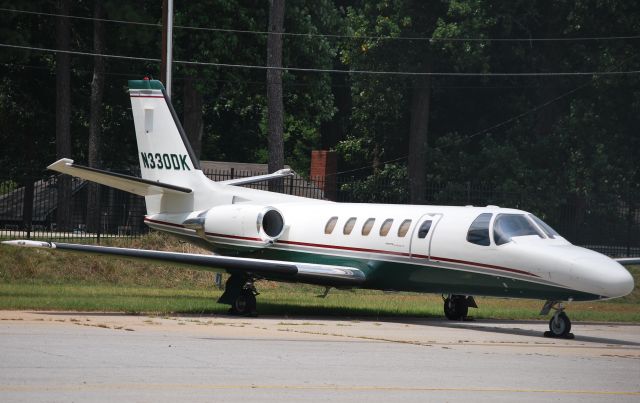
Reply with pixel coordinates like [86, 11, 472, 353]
[161, 0, 174, 97]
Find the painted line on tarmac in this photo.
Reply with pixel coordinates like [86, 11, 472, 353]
[1, 384, 638, 396]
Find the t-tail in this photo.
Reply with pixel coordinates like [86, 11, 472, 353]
[127, 78, 220, 214]
[48, 79, 218, 215]
[47, 78, 296, 218]
[129, 78, 201, 184]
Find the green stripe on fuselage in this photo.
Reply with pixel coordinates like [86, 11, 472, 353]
[228, 245, 601, 302]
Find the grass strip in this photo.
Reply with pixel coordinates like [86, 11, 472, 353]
[1, 282, 638, 322]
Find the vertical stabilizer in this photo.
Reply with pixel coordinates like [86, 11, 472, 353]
[129, 79, 201, 182]
[128, 79, 215, 214]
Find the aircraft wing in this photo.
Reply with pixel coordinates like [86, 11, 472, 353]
[48, 158, 192, 196]
[1, 240, 366, 287]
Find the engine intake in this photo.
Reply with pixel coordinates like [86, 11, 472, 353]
[261, 209, 284, 239]
[202, 204, 285, 245]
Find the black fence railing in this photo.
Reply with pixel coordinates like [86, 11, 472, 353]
[0, 170, 637, 257]
[0, 175, 147, 242]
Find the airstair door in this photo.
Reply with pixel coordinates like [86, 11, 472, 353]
[409, 213, 442, 259]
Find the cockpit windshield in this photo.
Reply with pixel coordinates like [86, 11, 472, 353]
[493, 214, 544, 245]
[529, 214, 560, 238]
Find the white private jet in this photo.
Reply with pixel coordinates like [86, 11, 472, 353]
[3, 79, 635, 338]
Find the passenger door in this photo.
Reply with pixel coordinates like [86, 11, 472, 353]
[409, 214, 442, 260]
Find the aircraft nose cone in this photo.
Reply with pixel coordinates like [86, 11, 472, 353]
[572, 253, 635, 299]
[600, 261, 635, 298]
[610, 263, 635, 297]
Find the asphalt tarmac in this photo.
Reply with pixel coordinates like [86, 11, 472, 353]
[0, 311, 638, 402]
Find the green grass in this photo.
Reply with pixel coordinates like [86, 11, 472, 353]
[1, 282, 639, 322]
[0, 233, 638, 322]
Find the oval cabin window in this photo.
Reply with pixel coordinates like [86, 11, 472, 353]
[397, 219, 412, 237]
[417, 220, 432, 239]
[361, 218, 375, 236]
[379, 219, 393, 236]
[343, 217, 357, 235]
[324, 216, 338, 234]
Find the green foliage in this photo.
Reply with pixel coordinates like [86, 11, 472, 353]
[340, 163, 408, 203]
[0, 180, 17, 195]
[0, 0, 637, 211]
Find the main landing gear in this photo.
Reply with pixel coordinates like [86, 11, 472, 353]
[443, 295, 478, 321]
[540, 300, 574, 339]
[218, 274, 258, 316]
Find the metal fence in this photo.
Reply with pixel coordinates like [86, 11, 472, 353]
[0, 175, 147, 242]
[0, 170, 637, 257]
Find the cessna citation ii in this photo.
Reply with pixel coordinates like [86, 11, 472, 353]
[3, 78, 635, 339]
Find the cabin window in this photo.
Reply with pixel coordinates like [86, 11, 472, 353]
[379, 219, 393, 236]
[397, 219, 412, 237]
[529, 214, 559, 239]
[343, 217, 357, 235]
[362, 218, 375, 236]
[324, 216, 338, 234]
[493, 214, 544, 245]
[417, 220, 432, 239]
[467, 213, 492, 246]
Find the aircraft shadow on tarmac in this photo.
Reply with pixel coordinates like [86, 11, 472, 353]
[415, 318, 640, 346]
[34, 303, 640, 347]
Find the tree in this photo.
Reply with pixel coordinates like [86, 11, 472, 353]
[86, 0, 106, 233]
[182, 74, 204, 159]
[55, 0, 72, 231]
[340, 0, 446, 202]
[267, 0, 285, 191]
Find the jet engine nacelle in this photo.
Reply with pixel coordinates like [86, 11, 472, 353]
[202, 204, 285, 244]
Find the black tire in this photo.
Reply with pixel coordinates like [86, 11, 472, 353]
[232, 291, 257, 316]
[444, 296, 469, 320]
[548, 312, 572, 338]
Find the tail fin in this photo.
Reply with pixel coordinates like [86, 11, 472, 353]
[128, 79, 217, 215]
[129, 79, 201, 184]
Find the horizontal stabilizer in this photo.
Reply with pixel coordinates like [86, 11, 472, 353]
[1, 240, 366, 287]
[219, 169, 295, 186]
[48, 158, 192, 196]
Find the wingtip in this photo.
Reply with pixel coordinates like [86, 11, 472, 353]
[47, 158, 74, 171]
[274, 168, 294, 176]
[1, 240, 54, 248]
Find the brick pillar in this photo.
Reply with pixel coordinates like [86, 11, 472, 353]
[310, 150, 337, 201]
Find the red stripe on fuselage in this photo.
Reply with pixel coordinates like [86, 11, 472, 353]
[143, 217, 538, 278]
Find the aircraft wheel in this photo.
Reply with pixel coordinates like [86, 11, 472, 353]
[547, 312, 572, 338]
[231, 290, 257, 316]
[444, 295, 469, 320]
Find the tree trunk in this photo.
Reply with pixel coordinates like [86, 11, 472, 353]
[408, 74, 431, 204]
[267, 0, 285, 191]
[22, 178, 34, 236]
[56, 0, 72, 231]
[183, 74, 203, 160]
[86, 0, 105, 234]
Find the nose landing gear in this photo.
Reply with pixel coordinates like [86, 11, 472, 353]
[541, 300, 574, 339]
